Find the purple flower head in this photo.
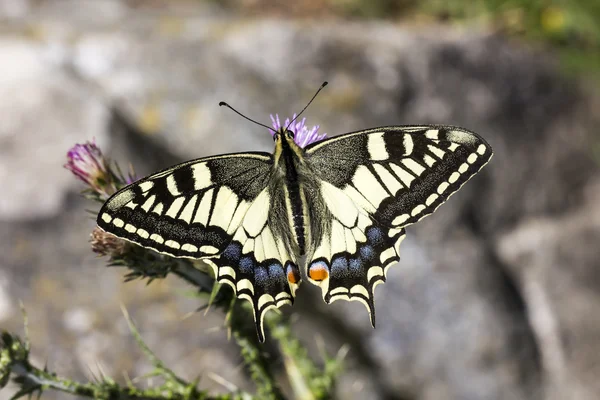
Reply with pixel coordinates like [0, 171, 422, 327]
[269, 114, 327, 148]
[65, 139, 117, 196]
[65, 140, 106, 184]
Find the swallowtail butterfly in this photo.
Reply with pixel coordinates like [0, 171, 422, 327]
[97, 87, 493, 341]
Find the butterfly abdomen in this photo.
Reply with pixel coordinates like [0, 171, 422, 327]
[280, 149, 307, 255]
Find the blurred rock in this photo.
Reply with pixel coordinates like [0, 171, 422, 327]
[0, 38, 109, 220]
[1, 2, 599, 400]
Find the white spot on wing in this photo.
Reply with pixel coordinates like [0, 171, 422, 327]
[403, 134, 414, 155]
[437, 182, 450, 194]
[192, 163, 212, 190]
[458, 163, 469, 174]
[200, 245, 219, 254]
[392, 214, 409, 226]
[137, 229, 149, 239]
[139, 181, 154, 192]
[166, 175, 180, 196]
[113, 218, 124, 228]
[467, 153, 478, 164]
[411, 204, 426, 217]
[449, 172, 460, 184]
[101, 213, 112, 223]
[125, 224, 136, 233]
[425, 129, 439, 140]
[182, 243, 198, 252]
[426, 193, 438, 206]
[367, 132, 388, 161]
[477, 144, 487, 155]
[165, 240, 180, 249]
[150, 234, 164, 244]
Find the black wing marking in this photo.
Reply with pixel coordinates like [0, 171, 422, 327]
[304, 125, 492, 322]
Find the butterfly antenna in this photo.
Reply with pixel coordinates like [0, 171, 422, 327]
[286, 81, 328, 130]
[219, 102, 273, 131]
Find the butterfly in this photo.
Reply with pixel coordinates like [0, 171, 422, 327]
[97, 86, 493, 342]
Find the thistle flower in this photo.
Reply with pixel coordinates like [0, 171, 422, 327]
[64, 140, 114, 195]
[269, 114, 327, 148]
[64, 140, 135, 199]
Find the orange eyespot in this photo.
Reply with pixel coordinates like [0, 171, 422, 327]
[308, 262, 329, 281]
[286, 264, 301, 284]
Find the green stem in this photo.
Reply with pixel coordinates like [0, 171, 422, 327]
[230, 307, 286, 400]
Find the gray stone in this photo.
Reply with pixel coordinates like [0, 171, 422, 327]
[0, 38, 110, 221]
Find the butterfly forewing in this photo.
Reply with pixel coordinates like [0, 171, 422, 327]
[303, 126, 492, 320]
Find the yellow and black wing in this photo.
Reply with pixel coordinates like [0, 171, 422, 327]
[304, 126, 493, 324]
[97, 152, 299, 341]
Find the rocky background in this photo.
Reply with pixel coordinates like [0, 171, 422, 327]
[1, 1, 599, 399]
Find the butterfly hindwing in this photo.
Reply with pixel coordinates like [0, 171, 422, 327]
[206, 211, 301, 342]
[305, 190, 406, 325]
[98, 152, 301, 340]
[304, 126, 492, 319]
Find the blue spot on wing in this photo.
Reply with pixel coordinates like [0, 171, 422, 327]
[331, 257, 348, 275]
[255, 267, 268, 284]
[223, 242, 242, 262]
[366, 226, 384, 246]
[239, 257, 254, 274]
[268, 264, 285, 284]
[349, 258, 362, 272]
[360, 245, 375, 261]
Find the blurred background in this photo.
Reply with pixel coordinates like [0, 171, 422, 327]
[1, 0, 599, 399]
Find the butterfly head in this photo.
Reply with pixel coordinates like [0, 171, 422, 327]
[272, 127, 296, 142]
[273, 126, 304, 162]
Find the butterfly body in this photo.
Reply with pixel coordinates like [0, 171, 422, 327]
[98, 123, 492, 341]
